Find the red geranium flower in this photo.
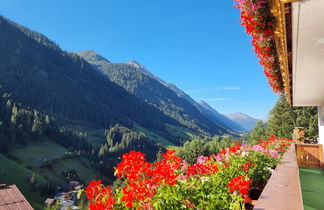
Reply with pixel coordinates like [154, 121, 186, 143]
[228, 176, 252, 196]
[242, 162, 251, 171]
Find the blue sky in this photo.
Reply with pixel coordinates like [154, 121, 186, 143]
[0, 0, 278, 119]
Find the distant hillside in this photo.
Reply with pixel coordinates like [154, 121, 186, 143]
[225, 112, 258, 131]
[198, 101, 246, 132]
[123, 60, 246, 133]
[122, 61, 245, 133]
[78, 50, 229, 136]
[161, 84, 243, 132]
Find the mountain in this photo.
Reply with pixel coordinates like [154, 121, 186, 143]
[79, 51, 246, 134]
[77, 49, 111, 64]
[126, 60, 158, 79]
[225, 112, 258, 131]
[161, 83, 246, 133]
[78, 51, 229, 136]
[198, 101, 246, 132]
[123, 61, 246, 133]
[0, 16, 179, 133]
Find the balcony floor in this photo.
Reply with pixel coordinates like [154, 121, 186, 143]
[299, 168, 324, 210]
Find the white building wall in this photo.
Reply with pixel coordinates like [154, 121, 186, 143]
[317, 105, 324, 157]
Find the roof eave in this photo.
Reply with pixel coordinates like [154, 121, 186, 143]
[268, 0, 301, 105]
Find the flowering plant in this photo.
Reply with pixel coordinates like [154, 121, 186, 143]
[83, 135, 292, 209]
[234, 0, 284, 93]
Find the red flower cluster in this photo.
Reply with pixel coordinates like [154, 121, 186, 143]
[86, 180, 115, 210]
[149, 150, 181, 186]
[115, 151, 152, 182]
[229, 142, 241, 154]
[187, 162, 218, 177]
[116, 149, 181, 208]
[228, 175, 252, 197]
[258, 134, 292, 151]
[242, 162, 251, 171]
[234, 0, 284, 93]
[121, 180, 155, 208]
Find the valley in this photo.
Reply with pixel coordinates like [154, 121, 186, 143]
[0, 15, 257, 209]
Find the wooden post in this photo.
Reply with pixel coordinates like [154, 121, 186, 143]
[319, 144, 324, 169]
[296, 144, 301, 166]
[296, 144, 324, 169]
[293, 127, 304, 144]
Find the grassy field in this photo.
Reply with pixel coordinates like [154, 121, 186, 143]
[165, 124, 196, 140]
[13, 140, 67, 167]
[8, 140, 105, 207]
[133, 123, 176, 147]
[35, 157, 103, 186]
[0, 154, 47, 210]
[13, 140, 105, 182]
[85, 128, 106, 146]
[57, 118, 107, 146]
[54, 158, 100, 183]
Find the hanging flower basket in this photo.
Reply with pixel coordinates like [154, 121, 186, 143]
[234, 0, 284, 93]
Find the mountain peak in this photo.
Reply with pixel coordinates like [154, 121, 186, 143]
[77, 50, 111, 63]
[226, 112, 254, 119]
[126, 60, 157, 79]
[198, 100, 208, 106]
[126, 60, 148, 72]
[127, 60, 143, 67]
[225, 113, 258, 131]
[198, 100, 221, 113]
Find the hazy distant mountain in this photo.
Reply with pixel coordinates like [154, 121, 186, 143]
[225, 112, 258, 131]
[198, 101, 246, 132]
[133, 68, 246, 133]
[149, 80, 245, 133]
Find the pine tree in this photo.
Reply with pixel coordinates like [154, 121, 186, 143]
[31, 119, 43, 136]
[266, 96, 296, 138]
[248, 95, 319, 140]
[248, 120, 267, 144]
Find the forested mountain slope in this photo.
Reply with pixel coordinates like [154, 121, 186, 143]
[124, 60, 245, 133]
[78, 50, 231, 136]
[0, 16, 177, 133]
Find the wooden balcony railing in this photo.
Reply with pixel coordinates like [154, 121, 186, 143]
[254, 144, 303, 210]
[296, 144, 324, 169]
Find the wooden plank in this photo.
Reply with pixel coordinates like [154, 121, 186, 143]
[319, 144, 324, 169]
[296, 144, 302, 166]
[296, 144, 323, 169]
[254, 144, 303, 210]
